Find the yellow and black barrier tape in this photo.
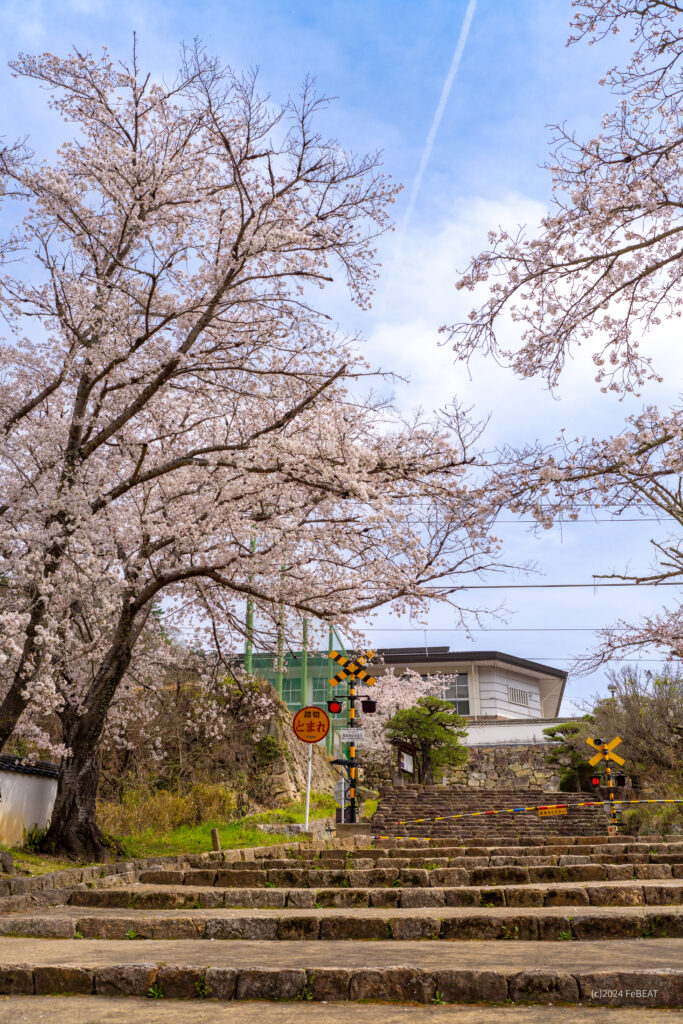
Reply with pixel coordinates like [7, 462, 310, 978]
[385, 797, 683, 830]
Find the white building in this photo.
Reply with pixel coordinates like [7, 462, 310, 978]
[373, 647, 567, 721]
[0, 754, 59, 846]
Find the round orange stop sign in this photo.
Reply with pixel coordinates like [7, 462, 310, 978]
[292, 706, 330, 743]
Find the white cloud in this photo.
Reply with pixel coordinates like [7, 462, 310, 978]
[357, 194, 683, 707]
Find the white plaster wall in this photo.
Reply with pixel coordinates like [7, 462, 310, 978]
[477, 667, 542, 719]
[464, 717, 575, 746]
[0, 770, 58, 846]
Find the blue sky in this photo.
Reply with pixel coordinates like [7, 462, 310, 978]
[0, 0, 678, 711]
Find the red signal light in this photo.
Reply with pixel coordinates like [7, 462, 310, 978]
[590, 776, 601, 788]
[327, 699, 343, 714]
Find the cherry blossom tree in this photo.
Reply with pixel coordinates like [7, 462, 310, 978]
[358, 667, 454, 784]
[448, 0, 683, 667]
[0, 44, 510, 857]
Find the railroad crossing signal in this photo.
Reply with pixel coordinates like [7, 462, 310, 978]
[586, 736, 624, 834]
[328, 648, 378, 826]
[328, 649, 376, 687]
[586, 736, 625, 767]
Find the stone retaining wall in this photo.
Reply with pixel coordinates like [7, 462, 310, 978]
[361, 743, 571, 792]
[443, 743, 569, 792]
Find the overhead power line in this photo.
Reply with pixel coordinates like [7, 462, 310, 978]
[424, 581, 681, 591]
[339, 626, 647, 633]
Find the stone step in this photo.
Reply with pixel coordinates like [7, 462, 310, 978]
[2, 997, 678, 1024]
[212, 852, 668, 867]
[0, 936, 680, 1006]
[1, 904, 682, 942]
[133, 862, 681, 888]
[65, 879, 683, 910]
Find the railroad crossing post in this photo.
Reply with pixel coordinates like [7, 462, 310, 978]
[348, 675, 357, 824]
[586, 736, 624, 833]
[328, 648, 377, 827]
[602, 741, 618, 829]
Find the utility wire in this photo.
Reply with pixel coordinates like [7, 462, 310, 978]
[422, 581, 681, 590]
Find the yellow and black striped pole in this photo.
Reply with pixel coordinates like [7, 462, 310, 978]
[349, 675, 357, 824]
[602, 742, 619, 831]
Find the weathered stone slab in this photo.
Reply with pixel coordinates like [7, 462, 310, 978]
[236, 968, 306, 1000]
[266, 869, 308, 888]
[33, 965, 92, 994]
[509, 969, 579, 1003]
[429, 868, 468, 886]
[587, 885, 644, 906]
[579, 971, 683, 1007]
[444, 888, 480, 907]
[156, 966, 205, 999]
[434, 968, 507, 1003]
[528, 866, 563, 883]
[349, 967, 435, 1003]
[636, 864, 672, 880]
[203, 967, 237, 999]
[138, 870, 184, 885]
[306, 967, 352, 1001]
[319, 917, 388, 940]
[644, 885, 683, 905]
[571, 913, 644, 940]
[387, 916, 440, 940]
[214, 870, 265, 887]
[470, 867, 530, 885]
[0, 966, 34, 995]
[204, 918, 278, 940]
[94, 964, 157, 997]
[400, 887, 445, 908]
[276, 916, 320, 940]
[562, 865, 607, 882]
[183, 870, 217, 887]
[544, 887, 589, 907]
[285, 890, 317, 909]
[504, 887, 544, 907]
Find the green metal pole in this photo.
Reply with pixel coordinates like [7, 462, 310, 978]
[276, 609, 284, 698]
[302, 617, 309, 706]
[245, 535, 256, 676]
[275, 561, 285, 698]
[327, 625, 334, 755]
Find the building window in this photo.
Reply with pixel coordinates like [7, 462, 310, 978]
[312, 677, 328, 704]
[282, 676, 301, 710]
[443, 673, 470, 716]
[508, 685, 530, 707]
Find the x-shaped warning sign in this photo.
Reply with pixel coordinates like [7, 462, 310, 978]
[586, 736, 625, 767]
[329, 649, 376, 688]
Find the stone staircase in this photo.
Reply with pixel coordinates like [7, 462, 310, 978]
[373, 785, 609, 839]
[0, 804, 682, 1014]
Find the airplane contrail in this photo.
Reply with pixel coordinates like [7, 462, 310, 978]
[401, 0, 477, 234]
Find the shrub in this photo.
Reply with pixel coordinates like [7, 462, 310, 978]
[255, 735, 281, 765]
[97, 782, 238, 835]
[22, 823, 49, 853]
[621, 803, 683, 837]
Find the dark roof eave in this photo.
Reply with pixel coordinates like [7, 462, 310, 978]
[377, 649, 568, 682]
[0, 754, 61, 779]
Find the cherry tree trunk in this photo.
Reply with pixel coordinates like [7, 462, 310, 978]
[40, 626, 135, 861]
[41, 745, 109, 861]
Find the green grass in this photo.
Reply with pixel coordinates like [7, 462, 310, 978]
[2, 792, 337, 867]
[113, 792, 336, 859]
[244, 792, 336, 825]
[361, 798, 378, 819]
[0, 844, 78, 876]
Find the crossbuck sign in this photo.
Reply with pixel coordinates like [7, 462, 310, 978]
[328, 649, 376, 688]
